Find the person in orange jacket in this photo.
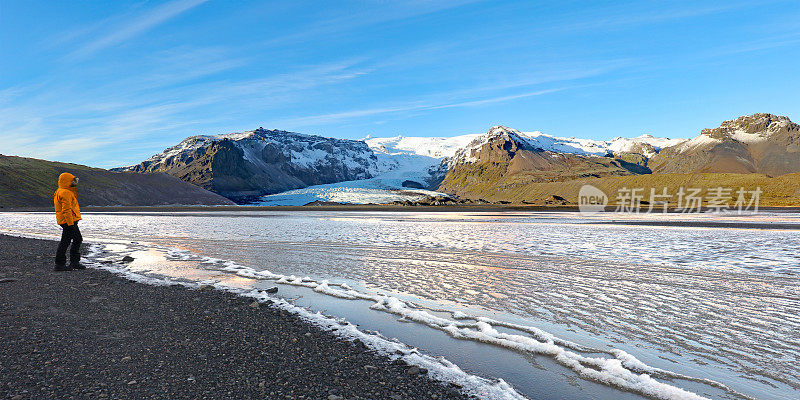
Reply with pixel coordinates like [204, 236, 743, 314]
[54, 172, 85, 271]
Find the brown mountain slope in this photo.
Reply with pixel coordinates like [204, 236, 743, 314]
[438, 117, 800, 206]
[0, 155, 235, 208]
[649, 114, 800, 176]
[438, 126, 644, 199]
[440, 172, 800, 207]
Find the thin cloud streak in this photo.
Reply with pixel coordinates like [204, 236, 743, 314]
[276, 87, 567, 127]
[65, 0, 209, 60]
[0, 57, 373, 165]
[431, 88, 565, 109]
[530, 1, 768, 36]
[258, 0, 484, 49]
[705, 31, 800, 58]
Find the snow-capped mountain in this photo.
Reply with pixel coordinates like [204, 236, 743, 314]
[451, 126, 686, 164]
[439, 114, 800, 203]
[115, 128, 380, 200]
[366, 127, 684, 181]
[440, 126, 645, 200]
[259, 127, 687, 205]
[650, 113, 800, 175]
[114, 113, 800, 205]
[365, 134, 482, 159]
[117, 124, 690, 204]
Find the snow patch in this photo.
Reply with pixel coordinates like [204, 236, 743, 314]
[674, 134, 722, 153]
[730, 129, 768, 143]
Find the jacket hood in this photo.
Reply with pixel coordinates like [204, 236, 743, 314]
[58, 173, 75, 189]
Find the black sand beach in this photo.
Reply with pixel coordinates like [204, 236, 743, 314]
[0, 234, 474, 400]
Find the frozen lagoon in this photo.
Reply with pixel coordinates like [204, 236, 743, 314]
[1, 210, 797, 399]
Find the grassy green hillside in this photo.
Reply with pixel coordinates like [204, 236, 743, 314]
[0, 155, 235, 208]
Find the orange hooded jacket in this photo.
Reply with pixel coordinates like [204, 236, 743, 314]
[54, 172, 81, 226]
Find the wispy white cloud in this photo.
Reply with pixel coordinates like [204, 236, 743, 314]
[264, 53, 630, 128]
[65, 0, 209, 60]
[258, 0, 485, 48]
[274, 87, 566, 127]
[704, 31, 800, 58]
[8, 0, 793, 168]
[528, 1, 771, 35]
[0, 54, 372, 166]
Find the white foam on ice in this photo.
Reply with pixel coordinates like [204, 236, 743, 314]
[79, 242, 528, 400]
[87, 242, 750, 400]
[1, 221, 765, 400]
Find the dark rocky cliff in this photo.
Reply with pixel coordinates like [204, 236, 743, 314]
[116, 128, 379, 202]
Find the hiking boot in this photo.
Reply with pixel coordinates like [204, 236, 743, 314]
[54, 264, 73, 271]
[70, 263, 86, 270]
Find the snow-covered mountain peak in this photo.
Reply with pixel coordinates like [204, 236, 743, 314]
[116, 128, 381, 199]
[447, 126, 689, 164]
[605, 135, 688, 157]
[698, 113, 797, 144]
[487, 125, 523, 137]
[665, 114, 800, 154]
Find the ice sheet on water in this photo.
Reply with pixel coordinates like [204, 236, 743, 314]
[83, 241, 746, 400]
[80, 242, 528, 400]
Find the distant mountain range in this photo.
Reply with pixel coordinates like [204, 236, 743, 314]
[112, 113, 800, 206]
[8, 113, 795, 209]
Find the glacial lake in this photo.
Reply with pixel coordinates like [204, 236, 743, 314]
[2, 210, 798, 400]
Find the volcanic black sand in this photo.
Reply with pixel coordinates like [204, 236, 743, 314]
[0, 234, 474, 400]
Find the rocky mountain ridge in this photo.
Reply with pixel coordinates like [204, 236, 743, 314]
[649, 113, 800, 176]
[115, 128, 380, 200]
[449, 125, 687, 164]
[438, 126, 648, 199]
[438, 113, 800, 204]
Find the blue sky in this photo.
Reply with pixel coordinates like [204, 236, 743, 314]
[1, 0, 799, 168]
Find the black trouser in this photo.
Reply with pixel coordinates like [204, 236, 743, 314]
[56, 223, 82, 266]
